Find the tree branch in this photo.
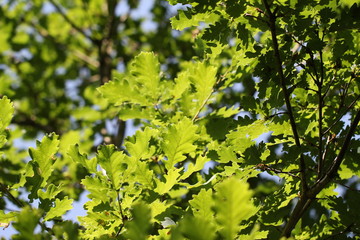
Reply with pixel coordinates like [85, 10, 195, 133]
[310, 109, 360, 196]
[281, 108, 360, 237]
[323, 95, 360, 135]
[262, 0, 308, 193]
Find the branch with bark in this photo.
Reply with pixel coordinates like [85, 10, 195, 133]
[262, 0, 360, 237]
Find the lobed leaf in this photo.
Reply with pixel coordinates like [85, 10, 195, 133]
[124, 203, 151, 240]
[189, 188, 214, 220]
[176, 215, 216, 240]
[129, 52, 160, 97]
[98, 78, 148, 106]
[0, 96, 13, 149]
[28, 133, 60, 187]
[214, 177, 256, 240]
[171, 11, 220, 30]
[155, 168, 181, 195]
[43, 197, 73, 221]
[97, 144, 127, 190]
[161, 118, 198, 168]
[0, 210, 18, 224]
[68, 144, 97, 173]
[188, 61, 217, 108]
[125, 127, 158, 160]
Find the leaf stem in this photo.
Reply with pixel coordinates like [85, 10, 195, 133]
[192, 76, 223, 122]
[115, 190, 126, 237]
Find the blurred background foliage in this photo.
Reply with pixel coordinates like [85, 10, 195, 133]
[0, 0, 199, 217]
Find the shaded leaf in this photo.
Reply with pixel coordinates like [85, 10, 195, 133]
[43, 197, 73, 221]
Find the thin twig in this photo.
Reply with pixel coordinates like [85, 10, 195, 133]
[73, 50, 100, 68]
[309, 108, 360, 196]
[323, 223, 354, 240]
[323, 95, 360, 135]
[115, 190, 126, 237]
[335, 181, 360, 193]
[256, 164, 301, 178]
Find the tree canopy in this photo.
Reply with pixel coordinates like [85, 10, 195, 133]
[1, 0, 360, 239]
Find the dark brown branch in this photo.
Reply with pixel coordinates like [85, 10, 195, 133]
[281, 197, 313, 237]
[115, 190, 127, 237]
[113, 120, 127, 147]
[317, 62, 324, 178]
[281, 109, 360, 237]
[335, 181, 360, 193]
[95, 1, 127, 147]
[317, 27, 326, 178]
[262, 0, 308, 193]
[310, 109, 360, 195]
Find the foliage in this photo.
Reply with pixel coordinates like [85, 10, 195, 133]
[1, 0, 360, 239]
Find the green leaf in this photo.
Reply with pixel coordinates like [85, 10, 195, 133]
[189, 188, 214, 220]
[171, 71, 191, 100]
[12, 206, 41, 238]
[28, 133, 60, 187]
[162, 118, 198, 168]
[176, 215, 216, 240]
[268, 120, 293, 137]
[98, 78, 148, 106]
[43, 196, 73, 221]
[180, 155, 208, 180]
[171, 11, 220, 30]
[68, 144, 97, 173]
[125, 203, 151, 240]
[210, 106, 240, 118]
[238, 224, 269, 240]
[217, 144, 238, 163]
[0, 96, 14, 130]
[129, 52, 160, 97]
[214, 177, 256, 240]
[37, 183, 63, 200]
[188, 61, 217, 107]
[125, 127, 158, 160]
[0, 210, 18, 224]
[72, 107, 102, 121]
[98, 52, 161, 107]
[118, 105, 156, 120]
[133, 159, 155, 188]
[0, 96, 13, 149]
[81, 176, 110, 202]
[149, 199, 169, 220]
[155, 168, 181, 195]
[97, 144, 127, 190]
